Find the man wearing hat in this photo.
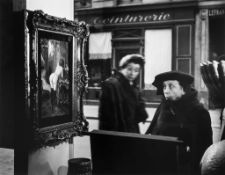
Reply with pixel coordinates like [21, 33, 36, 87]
[98, 54, 148, 133]
[146, 71, 212, 174]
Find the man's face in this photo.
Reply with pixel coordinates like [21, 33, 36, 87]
[163, 80, 185, 101]
[120, 63, 141, 82]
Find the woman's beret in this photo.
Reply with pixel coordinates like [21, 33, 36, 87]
[119, 54, 145, 68]
[152, 71, 194, 95]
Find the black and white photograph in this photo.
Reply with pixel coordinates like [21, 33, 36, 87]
[1, 0, 225, 175]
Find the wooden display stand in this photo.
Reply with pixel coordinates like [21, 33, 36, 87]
[89, 130, 185, 175]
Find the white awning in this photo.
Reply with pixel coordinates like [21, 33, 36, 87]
[89, 32, 112, 60]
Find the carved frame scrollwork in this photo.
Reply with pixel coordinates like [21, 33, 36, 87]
[25, 10, 89, 150]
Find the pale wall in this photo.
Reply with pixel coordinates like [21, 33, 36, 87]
[28, 143, 70, 175]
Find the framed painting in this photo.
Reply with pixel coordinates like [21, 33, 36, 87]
[25, 10, 89, 149]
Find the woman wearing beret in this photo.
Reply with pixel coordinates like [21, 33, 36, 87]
[146, 71, 213, 174]
[98, 54, 148, 133]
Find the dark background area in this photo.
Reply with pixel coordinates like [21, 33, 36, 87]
[0, 0, 14, 148]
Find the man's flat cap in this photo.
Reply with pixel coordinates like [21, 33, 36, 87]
[119, 54, 145, 68]
[152, 71, 194, 95]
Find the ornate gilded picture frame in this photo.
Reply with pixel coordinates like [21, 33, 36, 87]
[25, 10, 89, 149]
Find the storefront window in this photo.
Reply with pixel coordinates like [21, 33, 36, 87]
[74, 0, 91, 9]
[207, 8, 225, 108]
[209, 8, 225, 61]
[117, 0, 142, 5]
[85, 32, 112, 100]
[88, 59, 111, 87]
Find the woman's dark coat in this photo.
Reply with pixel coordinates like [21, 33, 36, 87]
[98, 72, 148, 133]
[146, 89, 213, 173]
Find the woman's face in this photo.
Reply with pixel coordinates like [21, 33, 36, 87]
[163, 80, 185, 101]
[120, 62, 141, 82]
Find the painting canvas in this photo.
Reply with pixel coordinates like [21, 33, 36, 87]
[38, 31, 72, 126]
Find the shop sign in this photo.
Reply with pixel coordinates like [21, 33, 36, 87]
[89, 12, 171, 26]
[209, 8, 225, 16]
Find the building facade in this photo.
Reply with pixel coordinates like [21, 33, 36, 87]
[74, 0, 225, 108]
